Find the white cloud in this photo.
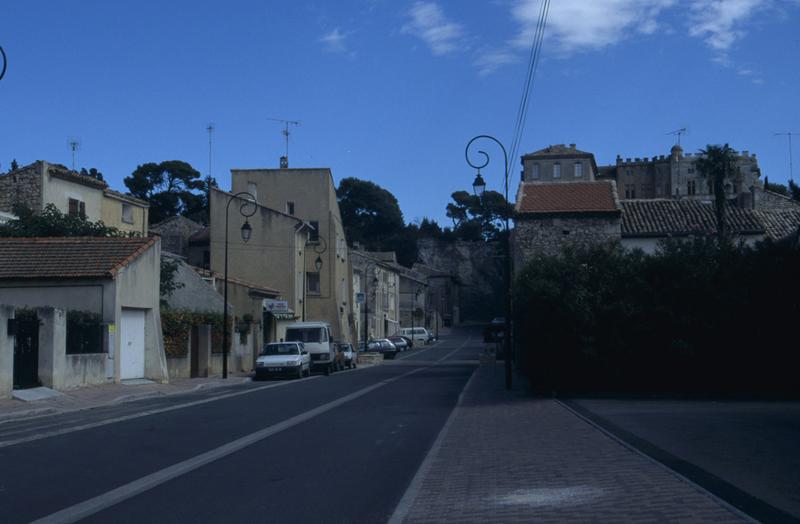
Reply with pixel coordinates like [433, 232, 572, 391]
[474, 48, 519, 76]
[688, 0, 767, 52]
[510, 0, 677, 53]
[402, 2, 465, 56]
[320, 28, 350, 54]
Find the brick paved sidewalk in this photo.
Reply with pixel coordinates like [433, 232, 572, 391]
[0, 374, 251, 422]
[395, 364, 751, 523]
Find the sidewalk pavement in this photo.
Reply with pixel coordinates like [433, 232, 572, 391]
[0, 374, 252, 423]
[395, 363, 751, 524]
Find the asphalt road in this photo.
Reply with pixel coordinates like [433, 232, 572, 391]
[567, 399, 800, 524]
[0, 330, 481, 524]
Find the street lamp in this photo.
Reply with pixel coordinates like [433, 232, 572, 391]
[411, 287, 420, 347]
[465, 135, 513, 390]
[363, 268, 379, 348]
[222, 191, 257, 379]
[302, 235, 327, 321]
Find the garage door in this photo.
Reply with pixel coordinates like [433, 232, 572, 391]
[120, 308, 146, 379]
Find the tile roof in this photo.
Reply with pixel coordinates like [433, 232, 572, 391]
[522, 144, 594, 158]
[753, 210, 800, 240]
[515, 181, 620, 215]
[621, 200, 764, 237]
[192, 267, 280, 296]
[0, 236, 156, 280]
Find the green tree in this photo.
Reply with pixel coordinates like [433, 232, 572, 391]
[763, 177, 789, 196]
[789, 180, 800, 202]
[10, 159, 19, 171]
[0, 203, 126, 237]
[124, 160, 207, 224]
[336, 177, 405, 249]
[695, 144, 737, 244]
[446, 189, 512, 241]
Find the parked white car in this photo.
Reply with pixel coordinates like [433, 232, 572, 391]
[255, 342, 310, 380]
[400, 327, 431, 345]
[285, 321, 336, 375]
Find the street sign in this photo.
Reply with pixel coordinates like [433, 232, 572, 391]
[355, 292, 365, 304]
[264, 300, 289, 313]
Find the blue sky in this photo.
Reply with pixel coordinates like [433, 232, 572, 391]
[1, 0, 799, 225]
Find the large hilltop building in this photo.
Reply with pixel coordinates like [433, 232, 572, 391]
[514, 143, 800, 266]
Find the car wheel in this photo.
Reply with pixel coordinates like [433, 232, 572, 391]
[296, 367, 303, 380]
[325, 364, 331, 376]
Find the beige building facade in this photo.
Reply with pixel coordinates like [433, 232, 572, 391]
[230, 168, 354, 343]
[0, 160, 148, 234]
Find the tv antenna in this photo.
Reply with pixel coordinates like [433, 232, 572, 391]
[667, 127, 687, 147]
[206, 123, 215, 179]
[67, 137, 81, 171]
[268, 118, 301, 164]
[774, 132, 795, 182]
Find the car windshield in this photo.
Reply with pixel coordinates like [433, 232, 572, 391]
[286, 328, 324, 343]
[260, 343, 300, 356]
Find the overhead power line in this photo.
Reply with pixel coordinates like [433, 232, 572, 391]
[508, 0, 550, 188]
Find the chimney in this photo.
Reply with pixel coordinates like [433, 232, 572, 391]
[280, 156, 289, 168]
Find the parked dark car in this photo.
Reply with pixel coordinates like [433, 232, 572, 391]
[367, 338, 398, 360]
[387, 335, 409, 352]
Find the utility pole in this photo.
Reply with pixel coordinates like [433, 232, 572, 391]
[774, 132, 795, 182]
[268, 118, 300, 167]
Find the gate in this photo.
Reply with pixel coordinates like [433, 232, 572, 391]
[13, 310, 40, 389]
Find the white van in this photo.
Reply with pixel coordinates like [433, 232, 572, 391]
[400, 327, 430, 346]
[284, 322, 335, 374]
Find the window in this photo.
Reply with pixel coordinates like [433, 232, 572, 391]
[531, 163, 540, 179]
[687, 167, 695, 174]
[574, 162, 583, 178]
[687, 180, 696, 195]
[553, 163, 561, 179]
[247, 182, 258, 201]
[625, 184, 636, 199]
[121, 203, 134, 224]
[68, 198, 85, 218]
[307, 271, 321, 294]
[656, 185, 663, 196]
[309, 220, 319, 242]
[286, 201, 295, 215]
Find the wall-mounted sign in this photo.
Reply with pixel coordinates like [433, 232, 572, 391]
[264, 300, 289, 314]
[355, 292, 365, 304]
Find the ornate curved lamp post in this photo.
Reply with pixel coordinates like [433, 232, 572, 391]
[363, 266, 379, 348]
[222, 191, 257, 379]
[303, 234, 327, 320]
[0, 46, 7, 82]
[465, 135, 513, 390]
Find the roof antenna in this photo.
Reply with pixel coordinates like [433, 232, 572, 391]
[268, 118, 301, 168]
[206, 123, 215, 179]
[774, 132, 795, 182]
[67, 137, 81, 171]
[667, 128, 687, 147]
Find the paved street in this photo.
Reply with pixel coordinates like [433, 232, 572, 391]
[0, 331, 480, 524]
[0, 328, 780, 523]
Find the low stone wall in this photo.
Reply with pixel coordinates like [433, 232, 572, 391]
[167, 356, 190, 379]
[357, 352, 383, 365]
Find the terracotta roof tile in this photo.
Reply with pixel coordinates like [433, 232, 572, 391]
[515, 181, 620, 215]
[0, 236, 156, 280]
[621, 200, 764, 237]
[753, 210, 800, 240]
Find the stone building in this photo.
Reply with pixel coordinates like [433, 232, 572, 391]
[350, 250, 401, 343]
[513, 180, 622, 266]
[150, 215, 205, 257]
[0, 160, 149, 234]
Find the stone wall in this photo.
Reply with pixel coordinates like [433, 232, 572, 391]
[514, 214, 621, 264]
[754, 187, 800, 211]
[150, 216, 204, 257]
[417, 238, 503, 323]
[0, 163, 42, 213]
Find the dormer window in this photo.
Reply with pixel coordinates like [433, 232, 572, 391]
[531, 163, 540, 179]
[574, 162, 583, 178]
[553, 163, 561, 179]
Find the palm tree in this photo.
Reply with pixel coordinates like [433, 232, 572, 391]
[695, 144, 738, 244]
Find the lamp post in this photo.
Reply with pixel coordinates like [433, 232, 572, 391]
[222, 191, 257, 379]
[411, 287, 420, 347]
[363, 267, 378, 348]
[302, 235, 326, 321]
[465, 135, 513, 390]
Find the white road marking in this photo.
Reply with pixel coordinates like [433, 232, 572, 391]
[0, 377, 320, 449]
[31, 366, 427, 524]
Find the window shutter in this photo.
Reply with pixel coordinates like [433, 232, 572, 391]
[79, 201, 86, 218]
[68, 198, 78, 216]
